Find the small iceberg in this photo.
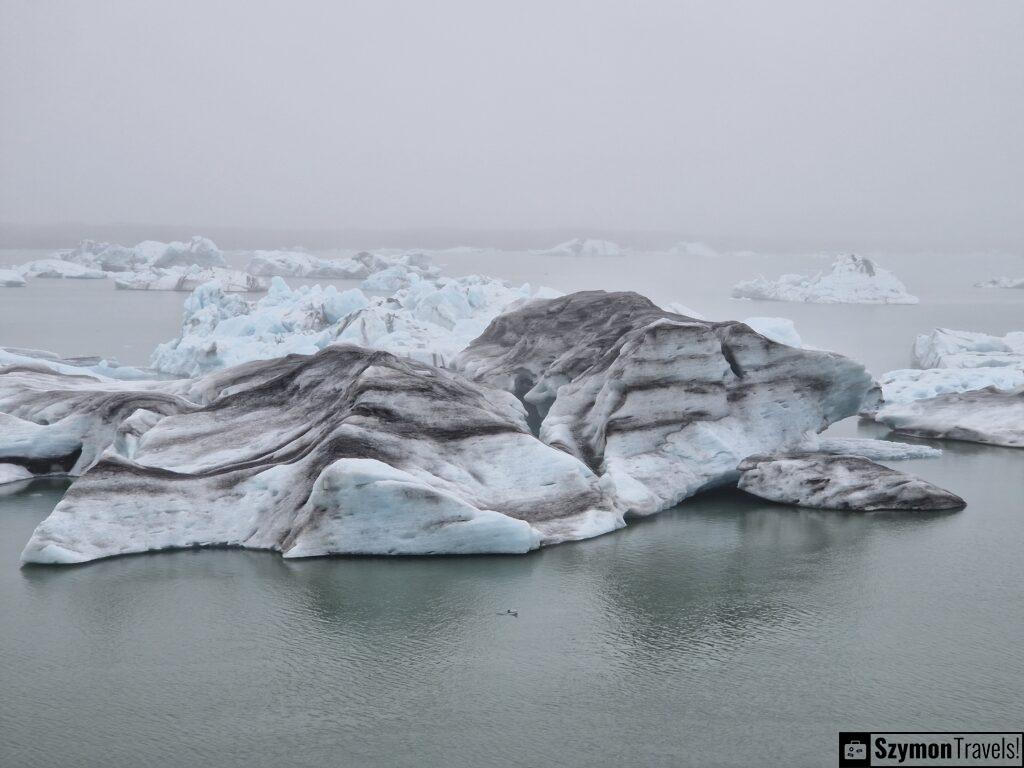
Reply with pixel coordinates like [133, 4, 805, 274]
[17, 259, 107, 279]
[731, 254, 919, 304]
[533, 238, 624, 257]
[114, 266, 269, 293]
[0, 269, 27, 287]
[975, 277, 1024, 289]
[736, 452, 965, 511]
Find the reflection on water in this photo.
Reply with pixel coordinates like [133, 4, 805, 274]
[2, 433, 1021, 767]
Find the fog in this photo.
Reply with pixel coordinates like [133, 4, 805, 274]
[1, 0, 1022, 249]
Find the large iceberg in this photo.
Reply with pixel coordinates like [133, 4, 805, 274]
[736, 453, 964, 511]
[150, 274, 559, 376]
[457, 291, 875, 513]
[534, 238, 624, 257]
[731, 254, 919, 304]
[20, 346, 622, 564]
[58, 236, 226, 272]
[875, 367, 1024, 405]
[245, 250, 376, 279]
[114, 266, 269, 293]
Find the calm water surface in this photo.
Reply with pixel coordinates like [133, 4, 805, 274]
[0, 249, 1022, 766]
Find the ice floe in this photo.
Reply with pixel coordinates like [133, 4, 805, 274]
[975, 277, 1024, 289]
[1, 269, 27, 287]
[912, 328, 1024, 369]
[731, 254, 919, 304]
[875, 368, 1024, 405]
[875, 387, 1024, 448]
[736, 453, 965, 511]
[797, 433, 941, 459]
[534, 238, 624, 257]
[17, 259, 107, 279]
[114, 266, 269, 293]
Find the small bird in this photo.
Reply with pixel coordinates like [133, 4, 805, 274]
[496, 609, 518, 617]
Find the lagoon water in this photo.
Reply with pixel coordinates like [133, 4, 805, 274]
[1, 247, 1022, 766]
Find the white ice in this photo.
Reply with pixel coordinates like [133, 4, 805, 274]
[731, 254, 919, 304]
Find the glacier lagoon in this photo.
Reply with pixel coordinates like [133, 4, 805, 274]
[1, 247, 1022, 766]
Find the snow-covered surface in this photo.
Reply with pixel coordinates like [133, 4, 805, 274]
[0, 269, 27, 287]
[875, 387, 1024, 448]
[17, 259, 107, 279]
[975, 277, 1024, 289]
[797, 433, 941, 459]
[912, 328, 1024, 369]
[114, 266, 269, 293]
[20, 346, 623, 564]
[876, 368, 1024, 405]
[151, 274, 560, 376]
[731, 254, 919, 304]
[458, 291, 875, 515]
[534, 238, 624, 257]
[736, 453, 964, 511]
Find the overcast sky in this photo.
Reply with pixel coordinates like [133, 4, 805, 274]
[1, 1, 1021, 245]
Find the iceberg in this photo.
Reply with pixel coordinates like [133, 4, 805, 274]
[736, 453, 965, 511]
[875, 387, 1024, 448]
[114, 266, 269, 293]
[667, 241, 719, 259]
[534, 238, 624, 257]
[875, 367, 1024, 405]
[796, 433, 941, 460]
[731, 254, 919, 304]
[148, 236, 226, 269]
[457, 291, 876, 514]
[1, 269, 27, 287]
[0, 463, 33, 486]
[17, 259, 107, 279]
[912, 328, 1024, 369]
[245, 250, 376, 279]
[59, 240, 147, 272]
[20, 346, 622, 564]
[150, 274, 558, 377]
[975, 277, 1024, 289]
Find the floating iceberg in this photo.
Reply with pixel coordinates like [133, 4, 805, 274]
[148, 236, 226, 269]
[667, 241, 719, 259]
[875, 367, 1024, 405]
[245, 250, 376, 279]
[736, 453, 964, 511]
[1, 269, 27, 287]
[150, 273, 558, 377]
[0, 463, 33, 486]
[20, 346, 622, 564]
[912, 328, 1024, 369]
[457, 291, 875, 514]
[57, 236, 226, 272]
[114, 266, 269, 293]
[797, 433, 941, 460]
[534, 238, 624, 257]
[731, 254, 919, 304]
[875, 387, 1024, 448]
[17, 259, 107, 279]
[975, 277, 1024, 289]
[0, 346, 157, 381]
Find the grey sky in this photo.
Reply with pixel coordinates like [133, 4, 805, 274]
[1, 0, 1022, 246]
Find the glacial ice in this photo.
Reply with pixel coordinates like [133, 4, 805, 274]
[912, 328, 1024, 369]
[875, 387, 1024, 448]
[59, 236, 226, 272]
[736, 453, 965, 511]
[0, 463, 33, 486]
[150, 274, 559, 376]
[20, 346, 623, 564]
[796, 433, 942, 459]
[457, 291, 875, 514]
[245, 249, 374, 279]
[17, 259, 107, 279]
[534, 238, 624, 257]
[114, 266, 269, 293]
[875, 368, 1024, 405]
[731, 254, 919, 304]
[975, 277, 1024, 289]
[0, 269, 27, 287]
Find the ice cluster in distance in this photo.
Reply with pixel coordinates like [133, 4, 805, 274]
[533, 238, 624, 257]
[731, 254, 919, 304]
[151, 269, 562, 376]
